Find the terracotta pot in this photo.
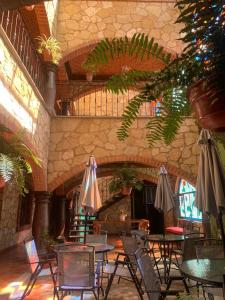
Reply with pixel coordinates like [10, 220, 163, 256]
[120, 214, 127, 221]
[0, 177, 6, 189]
[86, 72, 93, 82]
[25, 5, 35, 10]
[121, 186, 132, 196]
[188, 74, 225, 131]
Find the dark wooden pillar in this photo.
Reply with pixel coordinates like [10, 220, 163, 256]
[32, 191, 51, 245]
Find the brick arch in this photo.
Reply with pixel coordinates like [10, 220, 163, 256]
[0, 115, 47, 191]
[64, 168, 159, 196]
[48, 155, 196, 192]
[60, 38, 177, 67]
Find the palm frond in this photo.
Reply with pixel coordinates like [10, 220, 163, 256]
[83, 34, 172, 71]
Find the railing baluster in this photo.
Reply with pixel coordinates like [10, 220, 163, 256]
[0, 10, 46, 97]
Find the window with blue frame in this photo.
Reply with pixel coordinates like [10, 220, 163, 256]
[178, 179, 202, 221]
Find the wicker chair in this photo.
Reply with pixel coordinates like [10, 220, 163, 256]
[21, 238, 57, 299]
[54, 245, 101, 300]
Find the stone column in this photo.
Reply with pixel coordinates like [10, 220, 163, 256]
[45, 62, 57, 115]
[32, 191, 51, 245]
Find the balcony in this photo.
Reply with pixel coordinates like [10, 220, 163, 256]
[0, 9, 46, 97]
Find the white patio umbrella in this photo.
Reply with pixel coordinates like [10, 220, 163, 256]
[195, 129, 225, 254]
[79, 155, 102, 213]
[154, 165, 175, 234]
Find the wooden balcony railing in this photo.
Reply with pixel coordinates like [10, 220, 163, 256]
[0, 10, 46, 97]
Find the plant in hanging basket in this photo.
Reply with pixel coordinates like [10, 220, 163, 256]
[108, 166, 143, 195]
[36, 34, 62, 65]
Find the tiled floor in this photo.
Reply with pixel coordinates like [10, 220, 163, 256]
[0, 235, 196, 300]
[0, 235, 143, 299]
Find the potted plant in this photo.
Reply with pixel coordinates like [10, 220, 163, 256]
[36, 35, 62, 114]
[83, 1, 225, 147]
[0, 125, 41, 194]
[119, 209, 127, 221]
[108, 166, 143, 195]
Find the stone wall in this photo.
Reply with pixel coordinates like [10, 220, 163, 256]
[0, 34, 51, 189]
[48, 116, 199, 191]
[98, 196, 131, 234]
[57, 0, 184, 56]
[0, 183, 19, 250]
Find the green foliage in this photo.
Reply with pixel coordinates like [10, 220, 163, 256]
[84, 1, 225, 147]
[36, 34, 62, 65]
[109, 166, 143, 194]
[176, 0, 225, 73]
[83, 33, 172, 72]
[0, 125, 41, 194]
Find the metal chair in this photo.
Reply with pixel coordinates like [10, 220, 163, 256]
[54, 245, 101, 300]
[103, 235, 144, 300]
[195, 238, 224, 259]
[86, 231, 108, 262]
[135, 248, 182, 300]
[171, 232, 205, 267]
[21, 238, 57, 299]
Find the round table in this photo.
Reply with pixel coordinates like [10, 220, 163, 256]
[86, 243, 114, 254]
[180, 259, 225, 287]
[54, 242, 114, 254]
[143, 234, 185, 282]
[144, 234, 185, 243]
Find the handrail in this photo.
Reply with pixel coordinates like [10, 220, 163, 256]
[0, 10, 46, 97]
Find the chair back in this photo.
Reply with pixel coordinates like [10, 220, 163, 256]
[85, 232, 107, 244]
[131, 230, 147, 248]
[24, 239, 40, 273]
[121, 235, 139, 266]
[57, 245, 95, 288]
[182, 232, 205, 261]
[135, 248, 161, 300]
[195, 239, 224, 259]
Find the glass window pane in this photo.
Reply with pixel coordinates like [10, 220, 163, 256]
[178, 179, 202, 221]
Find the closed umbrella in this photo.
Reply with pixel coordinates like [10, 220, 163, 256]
[79, 155, 102, 213]
[195, 129, 225, 254]
[155, 165, 175, 233]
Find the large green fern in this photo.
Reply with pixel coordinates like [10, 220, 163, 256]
[0, 125, 41, 194]
[83, 34, 197, 147]
[83, 33, 172, 72]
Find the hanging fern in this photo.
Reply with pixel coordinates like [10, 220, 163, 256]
[106, 70, 154, 94]
[146, 88, 191, 146]
[0, 125, 41, 194]
[83, 33, 172, 71]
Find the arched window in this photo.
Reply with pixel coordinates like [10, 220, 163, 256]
[178, 179, 202, 221]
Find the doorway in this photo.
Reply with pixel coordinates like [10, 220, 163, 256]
[132, 181, 164, 234]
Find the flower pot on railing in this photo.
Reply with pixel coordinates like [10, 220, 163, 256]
[0, 177, 6, 189]
[45, 62, 57, 115]
[188, 73, 225, 131]
[119, 212, 127, 221]
[86, 71, 93, 82]
[121, 186, 132, 196]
